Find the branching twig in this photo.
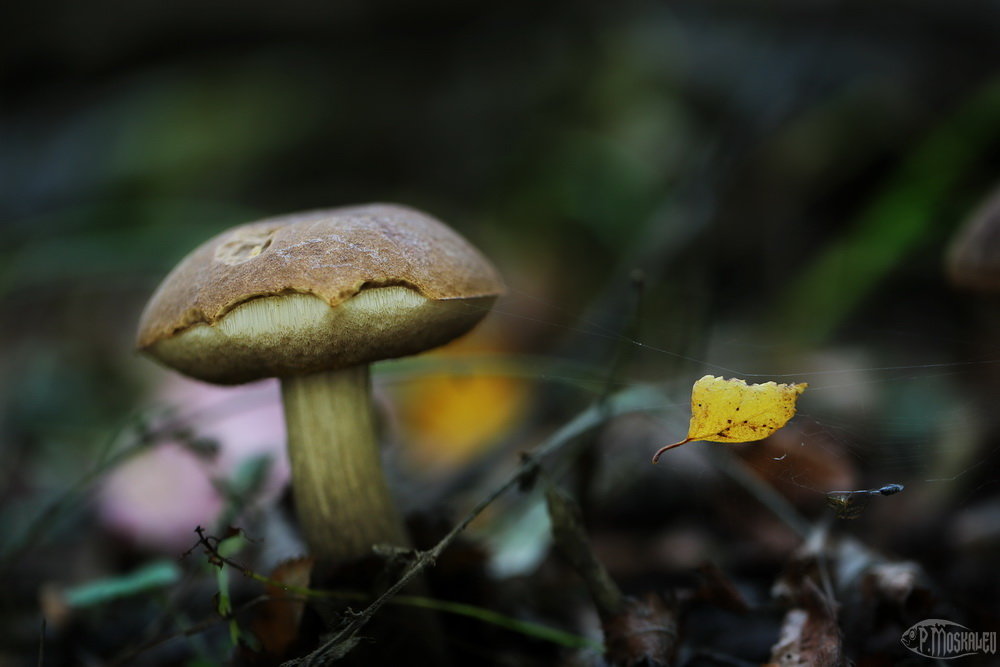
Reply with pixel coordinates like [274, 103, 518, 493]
[187, 527, 598, 651]
[285, 385, 665, 666]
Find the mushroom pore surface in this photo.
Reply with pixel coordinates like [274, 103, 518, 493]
[149, 288, 496, 383]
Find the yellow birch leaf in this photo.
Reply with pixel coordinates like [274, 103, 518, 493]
[652, 375, 807, 463]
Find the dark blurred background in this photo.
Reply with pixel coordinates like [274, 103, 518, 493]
[4, 1, 1000, 664]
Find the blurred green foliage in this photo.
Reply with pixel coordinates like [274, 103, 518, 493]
[63, 560, 181, 608]
[776, 80, 1000, 343]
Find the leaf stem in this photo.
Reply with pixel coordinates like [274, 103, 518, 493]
[651, 438, 693, 463]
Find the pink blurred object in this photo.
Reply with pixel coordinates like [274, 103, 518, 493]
[98, 377, 288, 553]
[159, 377, 289, 498]
[98, 442, 224, 553]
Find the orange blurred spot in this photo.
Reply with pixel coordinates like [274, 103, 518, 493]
[393, 335, 530, 471]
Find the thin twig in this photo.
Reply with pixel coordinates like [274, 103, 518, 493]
[545, 484, 625, 617]
[107, 595, 271, 666]
[707, 447, 812, 538]
[1, 435, 151, 569]
[285, 385, 665, 666]
[1, 409, 188, 568]
[186, 527, 597, 650]
[37, 618, 45, 667]
[570, 270, 645, 518]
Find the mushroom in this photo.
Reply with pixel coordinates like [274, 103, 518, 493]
[137, 204, 504, 564]
[947, 184, 1000, 290]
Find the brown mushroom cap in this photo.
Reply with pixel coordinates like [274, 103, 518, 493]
[138, 204, 504, 384]
[947, 185, 1000, 290]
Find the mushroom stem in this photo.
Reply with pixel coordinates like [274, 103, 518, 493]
[281, 365, 408, 563]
